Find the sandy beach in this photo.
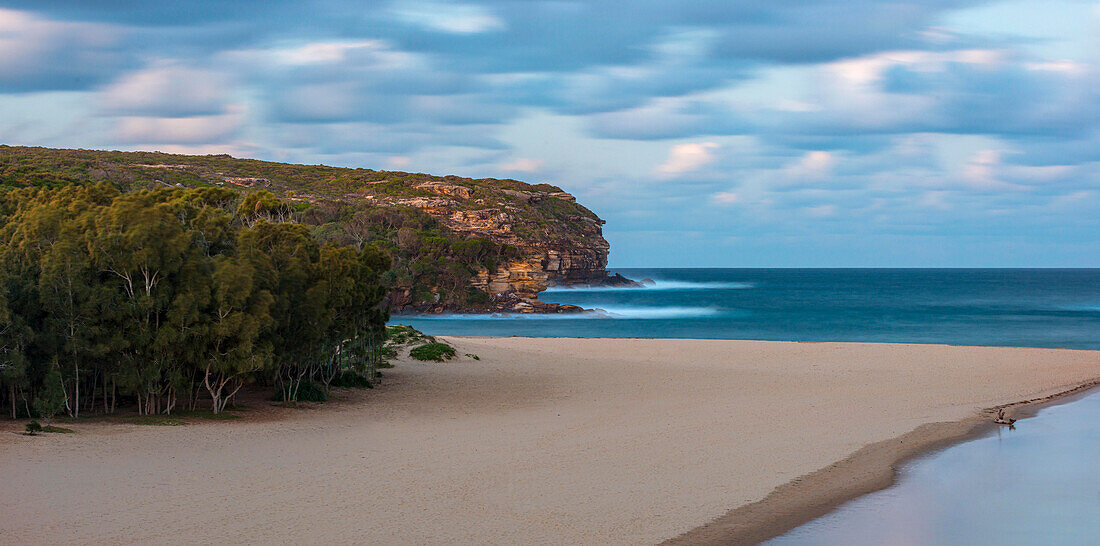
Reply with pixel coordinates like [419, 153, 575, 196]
[2, 338, 1098, 544]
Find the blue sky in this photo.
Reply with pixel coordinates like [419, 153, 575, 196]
[0, 1, 1097, 267]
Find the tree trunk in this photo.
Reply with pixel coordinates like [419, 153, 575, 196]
[73, 360, 80, 419]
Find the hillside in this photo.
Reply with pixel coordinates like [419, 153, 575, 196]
[0, 145, 633, 313]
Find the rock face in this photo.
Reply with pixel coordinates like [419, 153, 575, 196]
[374, 185, 635, 313]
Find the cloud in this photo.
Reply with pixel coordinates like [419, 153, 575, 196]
[267, 40, 392, 65]
[961, 149, 1001, 187]
[784, 150, 836, 182]
[219, 40, 516, 132]
[0, 8, 130, 92]
[499, 157, 544, 173]
[113, 104, 246, 144]
[20, 0, 981, 116]
[656, 142, 719, 177]
[99, 63, 232, 117]
[390, 2, 506, 34]
[387, 156, 412, 168]
[712, 191, 740, 204]
[805, 204, 838, 217]
[267, 121, 507, 156]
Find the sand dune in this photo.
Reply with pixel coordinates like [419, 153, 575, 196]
[2, 338, 1098, 544]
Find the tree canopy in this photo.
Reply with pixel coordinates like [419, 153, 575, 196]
[0, 184, 390, 418]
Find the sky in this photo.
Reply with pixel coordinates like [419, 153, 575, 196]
[0, 1, 1097, 267]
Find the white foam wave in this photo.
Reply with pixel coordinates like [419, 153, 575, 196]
[589, 305, 722, 319]
[401, 305, 724, 320]
[543, 280, 755, 292]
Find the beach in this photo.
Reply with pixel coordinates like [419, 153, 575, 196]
[2, 338, 1098, 544]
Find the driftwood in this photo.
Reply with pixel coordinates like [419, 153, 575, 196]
[993, 408, 1017, 426]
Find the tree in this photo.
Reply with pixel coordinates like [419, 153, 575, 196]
[33, 364, 66, 426]
[89, 191, 191, 414]
[238, 221, 329, 402]
[0, 182, 395, 418]
[201, 255, 272, 413]
[236, 191, 294, 226]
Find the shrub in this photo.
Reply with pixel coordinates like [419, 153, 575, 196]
[25, 421, 42, 435]
[273, 380, 328, 402]
[410, 342, 456, 362]
[330, 370, 374, 389]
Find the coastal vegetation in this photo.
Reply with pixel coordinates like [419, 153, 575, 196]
[0, 183, 390, 418]
[0, 145, 612, 421]
[1, 145, 616, 313]
[409, 342, 457, 362]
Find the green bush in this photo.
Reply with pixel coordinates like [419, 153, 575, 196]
[25, 421, 42, 435]
[410, 342, 456, 362]
[273, 380, 328, 402]
[386, 324, 425, 345]
[330, 370, 374, 389]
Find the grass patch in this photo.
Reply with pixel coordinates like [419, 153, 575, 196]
[172, 409, 241, 420]
[410, 342, 456, 362]
[465, 353, 480, 360]
[42, 425, 76, 433]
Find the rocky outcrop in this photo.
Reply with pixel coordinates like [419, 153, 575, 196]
[373, 185, 635, 312]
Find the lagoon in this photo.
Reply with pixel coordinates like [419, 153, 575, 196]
[768, 389, 1100, 545]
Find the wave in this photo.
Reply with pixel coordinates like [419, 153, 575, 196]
[401, 305, 726, 320]
[543, 280, 756, 292]
[590, 305, 723, 319]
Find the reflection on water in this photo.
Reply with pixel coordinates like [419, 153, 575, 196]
[768, 390, 1100, 545]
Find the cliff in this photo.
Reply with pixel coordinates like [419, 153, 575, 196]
[0, 145, 633, 313]
[380, 181, 628, 312]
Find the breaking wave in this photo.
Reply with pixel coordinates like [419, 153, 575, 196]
[403, 305, 726, 320]
[543, 280, 755, 292]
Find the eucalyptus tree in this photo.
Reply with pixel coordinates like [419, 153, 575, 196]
[89, 190, 193, 414]
[201, 254, 273, 413]
[2, 184, 116, 417]
[0, 183, 395, 417]
[237, 221, 330, 401]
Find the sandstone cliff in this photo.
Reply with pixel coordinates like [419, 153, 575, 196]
[369, 180, 633, 312]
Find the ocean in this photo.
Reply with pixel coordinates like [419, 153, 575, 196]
[396, 268, 1100, 350]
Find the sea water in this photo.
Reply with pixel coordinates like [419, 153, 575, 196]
[767, 389, 1100, 545]
[396, 269, 1100, 349]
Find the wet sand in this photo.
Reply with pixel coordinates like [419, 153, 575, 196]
[1, 338, 1098, 544]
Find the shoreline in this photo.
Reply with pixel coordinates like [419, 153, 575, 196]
[664, 379, 1100, 545]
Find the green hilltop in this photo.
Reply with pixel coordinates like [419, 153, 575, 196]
[0, 145, 619, 313]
